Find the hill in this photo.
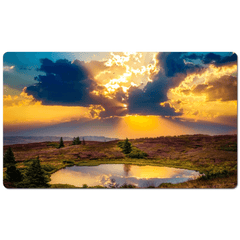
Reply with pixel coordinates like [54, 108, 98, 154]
[3, 134, 237, 188]
[3, 136, 119, 145]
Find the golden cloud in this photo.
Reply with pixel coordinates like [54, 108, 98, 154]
[165, 63, 237, 122]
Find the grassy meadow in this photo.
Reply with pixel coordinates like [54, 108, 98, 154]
[3, 134, 237, 189]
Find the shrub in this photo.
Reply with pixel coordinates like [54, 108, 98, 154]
[158, 183, 174, 188]
[128, 149, 147, 158]
[217, 142, 237, 152]
[201, 169, 235, 180]
[62, 160, 75, 166]
[47, 142, 59, 148]
[120, 183, 137, 188]
[42, 164, 56, 172]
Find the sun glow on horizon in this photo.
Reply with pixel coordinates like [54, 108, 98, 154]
[115, 115, 194, 139]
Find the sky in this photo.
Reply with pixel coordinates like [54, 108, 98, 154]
[3, 52, 237, 138]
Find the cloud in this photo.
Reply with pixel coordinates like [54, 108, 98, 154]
[23, 53, 237, 119]
[127, 72, 181, 116]
[3, 65, 14, 71]
[25, 58, 97, 106]
[122, 52, 204, 117]
[202, 53, 222, 64]
[185, 53, 202, 60]
[192, 75, 237, 101]
[156, 52, 203, 77]
[202, 52, 237, 66]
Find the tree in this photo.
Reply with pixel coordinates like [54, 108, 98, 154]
[3, 147, 16, 168]
[22, 157, 50, 188]
[123, 138, 132, 154]
[4, 148, 23, 187]
[76, 137, 81, 145]
[82, 137, 86, 145]
[6, 165, 23, 183]
[72, 136, 81, 145]
[59, 137, 64, 148]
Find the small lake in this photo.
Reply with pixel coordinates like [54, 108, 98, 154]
[50, 164, 201, 188]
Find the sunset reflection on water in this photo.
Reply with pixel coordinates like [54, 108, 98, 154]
[50, 164, 200, 188]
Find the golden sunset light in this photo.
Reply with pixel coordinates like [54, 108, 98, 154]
[3, 52, 237, 137]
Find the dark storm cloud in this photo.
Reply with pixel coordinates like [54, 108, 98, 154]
[127, 72, 181, 116]
[25, 58, 97, 106]
[157, 52, 203, 77]
[202, 52, 237, 66]
[185, 53, 201, 60]
[202, 53, 222, 64]
[217, 53, 237, 66]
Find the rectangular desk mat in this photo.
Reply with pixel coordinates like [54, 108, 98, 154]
[3, 52, 237, 189]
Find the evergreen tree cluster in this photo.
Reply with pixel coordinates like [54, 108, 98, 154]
[4, 147, 23, 184]
[72, 136, 81, 145]
[21, 157, 50, 188]
[3, 147, 50, 188]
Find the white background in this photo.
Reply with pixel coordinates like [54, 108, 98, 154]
[0, 1, 239, 240]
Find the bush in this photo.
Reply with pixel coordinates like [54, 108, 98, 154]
[201, 169, 235, 180]
[158, 183, 174, 188]
[42, 164, 56, 172]
[47, 142, 59, 148]
[62, 160, 75, 166]
[120, 183, 137, 188]
[117, 141, 125, 148]
[218, 142, 237, 152]
[128, 149, 147, 158]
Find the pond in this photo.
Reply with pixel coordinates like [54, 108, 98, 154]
[50, 164, 201, 188]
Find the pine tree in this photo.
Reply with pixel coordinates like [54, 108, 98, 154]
[72, 137, 81, 145]
[6, 165, 23, 183]
[4, 148, 23, 186]
[82, 137, 86, 145]
[59, 137, 64, 148]
[76, 137, 81, 144]
[3, 147, 16, 168]
[123, 138, 132, 154]
[23, 157, 49, 188]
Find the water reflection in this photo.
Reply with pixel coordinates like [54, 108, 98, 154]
[123, 164, 131, 177]
[50, 164, 201, 188]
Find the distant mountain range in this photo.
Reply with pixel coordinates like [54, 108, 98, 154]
[3, 136, 119, 145]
